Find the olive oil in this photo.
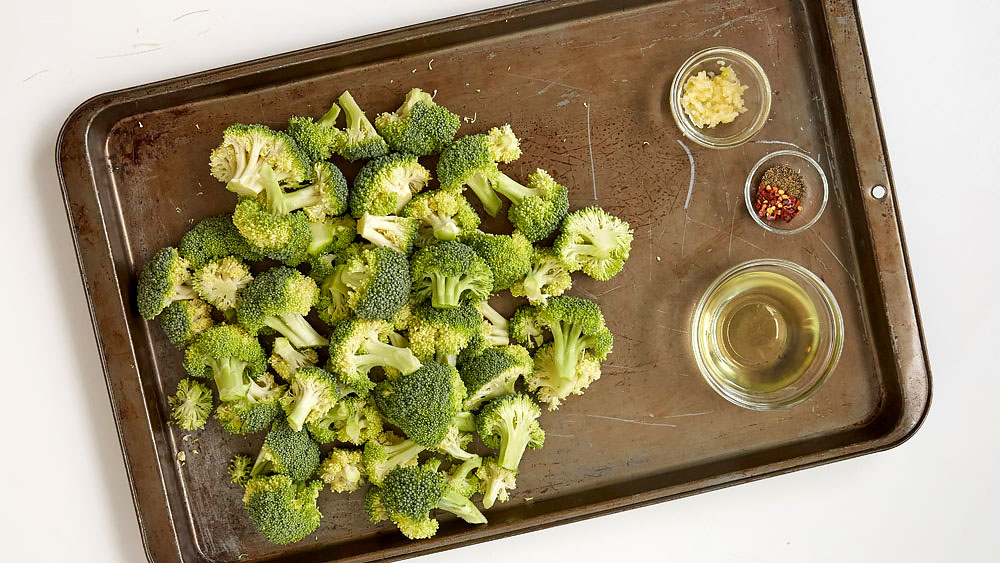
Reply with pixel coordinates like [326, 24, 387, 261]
[695, 270, 819, 394]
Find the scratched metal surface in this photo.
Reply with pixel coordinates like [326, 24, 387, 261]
[56, 0, 930, 561]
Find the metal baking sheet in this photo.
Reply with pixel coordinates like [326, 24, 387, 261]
[55, 0, 931, 561]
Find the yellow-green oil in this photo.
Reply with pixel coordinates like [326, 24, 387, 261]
[696, 271, 819, 393]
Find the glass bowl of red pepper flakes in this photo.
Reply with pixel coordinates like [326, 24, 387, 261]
[744, 149, 829, 235]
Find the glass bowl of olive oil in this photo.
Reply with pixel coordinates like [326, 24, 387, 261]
[690, 259, 843, 410]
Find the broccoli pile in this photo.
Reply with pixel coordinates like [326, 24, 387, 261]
[138, 87, 633, 545]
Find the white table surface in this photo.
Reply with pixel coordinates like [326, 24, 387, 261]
[2, 1, 995, 561]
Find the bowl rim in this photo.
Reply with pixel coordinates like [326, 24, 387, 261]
[689, 258, 845, 410]
[744, 149, 830, 235]
[669, 46, 772, 149]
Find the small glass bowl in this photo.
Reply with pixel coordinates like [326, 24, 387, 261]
[690, 259, 844, 410]
[670, 47, 771, 149]
[744, 150, 829, 235]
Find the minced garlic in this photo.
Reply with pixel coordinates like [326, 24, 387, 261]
[680, 65, 748, 129]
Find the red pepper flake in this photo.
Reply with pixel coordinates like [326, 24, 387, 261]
[755, 184, 802, 223]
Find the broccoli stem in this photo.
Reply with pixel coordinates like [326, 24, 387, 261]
[431, 273, 464, 309]
[250, 447, 274, 478]
[339, 91, 378, 138]
[226, 140, 265, 196]
[498, 422, 534, 471]
[467, 173, 502, 217]
[491, 173, 535, 203]
[549, 320, 589, 383]
[438, 489, 487, 524]
[359, 338, 422, 375]
[481, 475, 506, 509]
[264, 173, 321, 215]
[317, 103, 341, 128]
[453, 412, 476, 432]
[521, 277, 543, 303]
[265, 313, 329, 348]
[207, 357, 251, 401]
[171, 284, 198, 302]
[425, 214, 460, 241]
[286, 385, 322, 431]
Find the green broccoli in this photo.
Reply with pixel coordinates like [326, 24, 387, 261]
[490, 169, 569, 242]
[168, 378, 214, 431]
[191, 256, 252, 311]
[410, 241, 493, 309]
[183, 324, 267, 402]
[328, 318, 423, 395]
[486, 124, 522, 164]
[307, 215, 356, 256]
[232, 197, 310, 266]
[443, 456, 482, 499]
[250, 417, 321, 481]
[436, 134, 502, 216]
[432, 424, 477, 462]
[335, 90, 389, 161]
[243, 475, 322, 545]
[286, 100, 342, 162]
[179, 214, 263, 267]
[554, 206, 634, 280]
[460, 346, 532, 410]
[318, 448, 366, 493]
[367, 463, 486, 539]
[357, 213, 420, 255]
[461, 230, 533, 291]
[236, 267, 327, 348]
[269, 337, 319, 380]
[510, 247, 572, 305]
[510, 296, 613, 410]
[374, 88, 462, 155]
[405, 302, 483, 364]
[228, 454, 252, 486]
[372, 361, 466, 448]
[209, 123, 310, 197]
[476, 456, 517, 509]
[159, 298, 214, 348]
[476, 393, 545, 473]
[216, 373, 286, 434]
[401, 189, 481, 245]
[137, 247, 196, 320]
[347, 246, 411, 321]
[476, 300, 509, 347]
[279, 366, 340, 432]
[362, 431, 426, 485]
[306, 396, 383, 445]
[351, 153, 430, 218]
[261, 161, 348, 219]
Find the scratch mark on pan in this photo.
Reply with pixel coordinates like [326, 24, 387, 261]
[661, 410, 714, 419]
[669, 328, 688, 335]
[173, 9, 210, 22]
[752, 139, 808, 153]
[97, 45, 168, 59]
[814, 233, 857, 284]
[22, 69, 49, 82]
[688, 217, 765, 251]
[575, 414, 678, 428]
[508, 72, 592, 93]
[584, 102, 597, 200]
[547, 433, 576, 438]
[695, 7, 777, 37]
[677, 139, 695, 209]
[728, 199, 737, 259]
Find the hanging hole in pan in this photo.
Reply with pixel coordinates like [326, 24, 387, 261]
[871, 185, 887, 199]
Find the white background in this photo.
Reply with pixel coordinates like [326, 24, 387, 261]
[2, 1, 996, 561]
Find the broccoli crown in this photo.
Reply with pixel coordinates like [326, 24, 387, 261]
[183, 324, 267, 402]
[509, 304, 546, 348]
[236, 267, 327, 348]
[373, 361, 466, 448]
[492, 169, 570, 242]
[554, 206, 634, 280]
[251, 416, 321, 481]
[228, 454, 252, 486]
[351, 153, 430, 218]
[269, 337, 319, 380]
[280, 366, 341, 432]
[318, 448, 366, 493]
[406, 302, 483, 363]
[286, 101, 342, 162]
[486, 124, 522, 164]
[159, 298, 214, 349]
[461, 230, 533, 291]
[279, 161, 350, 222]
[510, 247, 573, 305]
[476, 456, 517, 509]
[443, 456, 482, 499]
[334, 91, 390, 161]
[191, 256, 252, 311]
[526, 343, 603, 411]
[459, 345, 533, 411]
[410, 241, 493, 309]
[519, 295, 613, 355]
[401, 189, 481, 245]
[432, 424, 477, 461]
[306, 395, 384, 445]
[243, 475, 323, 545]
[377, 464, 445, 539]
[357, 213, 420, 255]
[232, 198, 310, 266]
[343, 246, 411, 321]
[168, 378, 214, 431]
[436, 134, 502, 216]
[307, 215, 356, 256]
[328, 318, 423, 395]
[137, 246, 196, 319]
[476, 393, 545, 471]
[362, 431, 425, 486]
[374, 88, 462, 156]
[179, 214, 263, 268]
[217, 399, 282, 435]
[210, 123, 310, 197]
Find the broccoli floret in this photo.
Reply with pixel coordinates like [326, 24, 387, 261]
[191, 257, 252, 311]
[313, 246, 409, 324]
[510, 247, 572, 305]
[374, 88, 462, 155]
[432, 424, 477, 462]
[529, 343, 603, 410]
[261, 161, 348, 220]
[476, 456, 517, 509]
[371, 463, 486, 539]
[216, 373, 286, 434]
[362, 431, 425, 485]
[243, 475, 322, 545]
[209, 123, 310, 197]
[232, 198, 310, 266]
[486, 124, 522, 164]
[236, 267, 327, 348]
[401, 189, 481, 245]
[318, 448, 366, 493]
[410, 241, 493, 309]
[490, 169, 569, 242]
[461, 230, 533, 291]
[554, 206, 634, 280]
[406, 302, 483, 364]
[168, 378, 214, 430]
[357, 213, 420, 255]
[436, 134, 502, 216]
[306, 396, 383, 445]
[373, 361, 466, 448]
[269, 337, 319, 380]
[179, 214, 263, 267]
[250, 417, 321, 481]
[351, 152, 430, 217]
[328, 318, 422, 395]
[159, 298, 214, 348]
[279, 366, 340, 432]
[335, 91, 389, 161]
[476, 300, 510, 347]
[137, 247, 196, 320]
[476, 393, 544, 472]
[228, 454, 252, 486]
[509, 304, 546, 348]
[443, 456, 482, 499]
[460, 346, 532, 411]
[286, 101, 342, 162]
[183, 324, 267, 402]
[307, 215, 356, 256]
